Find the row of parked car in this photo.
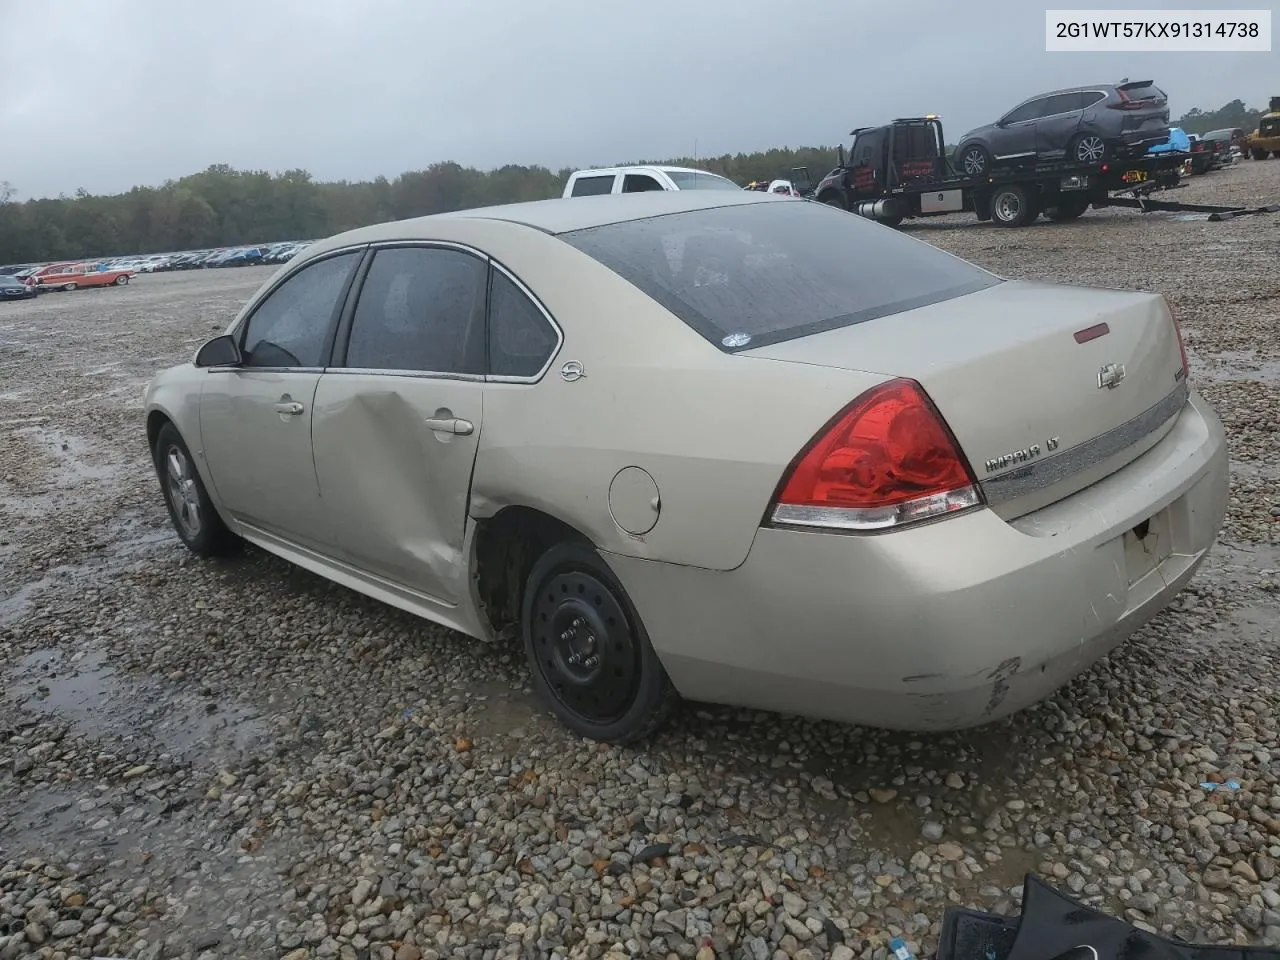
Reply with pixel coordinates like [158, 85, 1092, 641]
[0, 239, 313, 301]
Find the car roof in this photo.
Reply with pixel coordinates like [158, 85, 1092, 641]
[308, 190, 783, 253]
[572, 164, 727, 178]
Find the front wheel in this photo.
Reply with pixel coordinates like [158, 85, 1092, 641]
[818, 190, 847, 210]
[1250, 148, 1268, 161]
[521, 541, 676, 744]
[153, 422, 240, 557]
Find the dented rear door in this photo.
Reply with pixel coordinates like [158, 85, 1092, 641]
[311, 374, 483, 604]
[310, 243, 489, 606]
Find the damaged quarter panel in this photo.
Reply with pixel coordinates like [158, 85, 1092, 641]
[434, 219, 887, 572]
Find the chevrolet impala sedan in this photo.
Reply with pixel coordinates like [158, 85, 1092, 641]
[143, 190, 1229, 744]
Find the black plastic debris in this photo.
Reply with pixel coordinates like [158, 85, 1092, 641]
[936, 874, 1280, 960]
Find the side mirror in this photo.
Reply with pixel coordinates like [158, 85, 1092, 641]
[195, 334, 243, 368]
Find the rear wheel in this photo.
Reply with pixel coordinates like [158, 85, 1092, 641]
[521, 541, 675, 744]
[153, 422, 239, 557]
[989, 184, 1038, 227]
[62, 282, 77, 291]
[114, 274, 129, 286]
[1045, 196, 1090, 222]
[818, 190, 847, 210]
[1067, 133, 1108, 165]
[957, 144, 991, 177]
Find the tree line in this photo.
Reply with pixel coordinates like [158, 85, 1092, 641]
[0, 99, 1267, 264]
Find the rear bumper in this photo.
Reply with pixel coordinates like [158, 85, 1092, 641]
[606, 389, 1228, 732]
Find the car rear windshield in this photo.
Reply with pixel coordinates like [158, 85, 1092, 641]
[666, 171, 741, 191]
[558, 200, 1000, 351]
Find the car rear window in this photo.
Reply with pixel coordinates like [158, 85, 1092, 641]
[558, 199, 1000, 351]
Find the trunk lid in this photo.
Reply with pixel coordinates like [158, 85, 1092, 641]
[743, 279, 1189, 520]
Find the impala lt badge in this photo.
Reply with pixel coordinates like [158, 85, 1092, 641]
[1098, 362, 1126, 390]
[984, 435, 1061, 475]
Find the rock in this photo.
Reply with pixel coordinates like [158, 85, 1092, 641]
[1203, 868, 1232, 890]
[782, 891, 807, 918]
[921, 822, 945, 842]
[1232, 861, 1259, 883]
[946, 773, 965, 790]
[395, 946, 422, 960]
[832, 947, 857, 960]
[937, 843, 965, 861]
[351, 879, 375, 906]
[869, 788, 899, 804]
[51, 920, 83, 939]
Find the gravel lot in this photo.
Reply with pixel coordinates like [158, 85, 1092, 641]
[1, 160, 1278, 960]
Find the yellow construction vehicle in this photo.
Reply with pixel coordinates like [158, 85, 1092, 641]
[1246, 96, 1280, 160]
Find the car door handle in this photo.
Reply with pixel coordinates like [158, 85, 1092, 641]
[424, 417, 473, 436]
[274, 401, 304, 416]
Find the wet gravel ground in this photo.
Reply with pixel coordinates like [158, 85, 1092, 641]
[1, 158, 1278, 960]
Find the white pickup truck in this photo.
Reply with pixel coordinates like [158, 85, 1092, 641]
[562, 165, 743, 198]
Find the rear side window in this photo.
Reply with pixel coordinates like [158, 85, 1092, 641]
[570, 175, 615, 197]
[487, 268, 559, 378]
[559, 200, 1000, 352]
[666, 171, 741, 190]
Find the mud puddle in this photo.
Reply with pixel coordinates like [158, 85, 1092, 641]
[6, 644, 270, 768]
[1193, 349, 1280, 385]
[0, 509, 175, 626]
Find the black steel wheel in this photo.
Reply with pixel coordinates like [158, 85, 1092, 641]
[522, 541, 675, 743]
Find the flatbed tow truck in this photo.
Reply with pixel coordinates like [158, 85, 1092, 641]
[811, 115, 1279, 227]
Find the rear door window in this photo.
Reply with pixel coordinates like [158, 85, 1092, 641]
[1042, 93, 1082, 116]
[559, 200, 1000, 352]
[622, 174, 665, 192]
[570, 175, 616, 197]
[341, 246, 486, 374]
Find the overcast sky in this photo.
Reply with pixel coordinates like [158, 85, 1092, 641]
[1, 0, 1274, 200]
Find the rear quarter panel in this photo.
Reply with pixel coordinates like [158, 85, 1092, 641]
[433, 220, 889, 572]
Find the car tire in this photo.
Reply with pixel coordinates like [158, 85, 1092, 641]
[818, 191, 847, 210]
[521, 541, 676, 745]
[1068, 133, 1108, 165]
[1045, 196, 1090, 221]
[62, 282, 77, 291]
[957, 144, 991, 177]
[114, 275, 129, 286]
[152, 422, 240, 557]
[989, 184, 1038, 227]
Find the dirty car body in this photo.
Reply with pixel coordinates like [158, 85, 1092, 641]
[143, 190, 1229, 743]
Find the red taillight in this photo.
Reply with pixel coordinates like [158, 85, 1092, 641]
[1165, 299, 1189, 381]
[769, 378, 983, 532]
